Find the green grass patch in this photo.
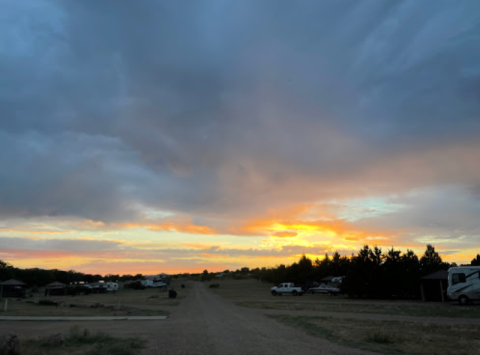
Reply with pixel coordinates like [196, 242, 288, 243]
[270, 315, 480, 355]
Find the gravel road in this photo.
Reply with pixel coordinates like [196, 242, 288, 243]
[146, 282, 375, 355]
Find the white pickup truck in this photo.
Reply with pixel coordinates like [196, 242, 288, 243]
[271, 282, 304, 296]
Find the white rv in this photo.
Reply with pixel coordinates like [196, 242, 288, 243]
[447, 266, 480, 304]
[105, 282, 118, 292]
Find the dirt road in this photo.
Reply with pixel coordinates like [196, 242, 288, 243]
[147, 282, 374, 355]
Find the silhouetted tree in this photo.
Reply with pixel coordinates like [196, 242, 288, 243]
[297, 254, 314, 283]
[420, 244, 445, 275]
[0, 260, 14, 280]
[400, 249, 421, 298]
[471, 254, 480, 266]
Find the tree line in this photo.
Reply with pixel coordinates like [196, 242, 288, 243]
[2, 245, 480, 299]
[247, 245, 480, 299]
[0, 260, 144, 287]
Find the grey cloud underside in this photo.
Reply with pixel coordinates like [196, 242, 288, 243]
[1, 0, 480, 222]
[0, 236, 328, 259]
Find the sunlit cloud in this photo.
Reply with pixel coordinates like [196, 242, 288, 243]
[0, 1, 479, 273]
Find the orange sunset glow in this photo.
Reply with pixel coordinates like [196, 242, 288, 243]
[1, 1, 479, 276]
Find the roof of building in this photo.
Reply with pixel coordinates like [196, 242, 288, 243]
[421, 270, 449, 280]
[0, 279, 26, 286]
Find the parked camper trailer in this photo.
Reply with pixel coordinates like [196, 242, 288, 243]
[141, 279, 153, 287]
[105, 282, 118, 292]
[447, 266, 480, 304]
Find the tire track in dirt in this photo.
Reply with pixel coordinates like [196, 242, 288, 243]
[147, 282, 376, 355]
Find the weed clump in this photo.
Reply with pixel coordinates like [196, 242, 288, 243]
[23, 326, 144, 355]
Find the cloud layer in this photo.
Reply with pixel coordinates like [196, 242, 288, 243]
[1, 1, 479, 271]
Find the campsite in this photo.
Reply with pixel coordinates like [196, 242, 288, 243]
[2, 2, 480, 353]
[2, 277, 480, 355]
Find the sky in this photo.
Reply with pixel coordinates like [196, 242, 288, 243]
[1, 0, 479, 275]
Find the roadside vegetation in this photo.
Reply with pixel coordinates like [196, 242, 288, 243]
[251, 245, 458, 299]
[213, 278, 480, 319]
[204, 246, 480, 300]
[0, 298, 167, 317]
[240, 299, 480, 318]
[49, 286, 184, 306]
[0, 283, 190, 317]
[1, 325, 145, 355]
[270, 315, 480, 355]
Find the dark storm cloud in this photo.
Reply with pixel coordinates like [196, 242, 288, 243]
[1, 0, 479, 222]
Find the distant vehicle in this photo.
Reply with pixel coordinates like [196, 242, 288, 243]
[105, 282, 118, 292]
[271, 282, 304, 296]
[141, 279, 154, 287]
[308, 276, 343, 295]
[307, 283, 341, 295]
[140, 279, 168, 288]
[294, 281, 319, 291]
[447, 266, 480, 304]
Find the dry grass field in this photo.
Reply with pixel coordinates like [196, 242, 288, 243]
[0, 280, 192, 355]
[210, 278, 480, 355]
[211, 278, 480, 318]
[1, 280, 190, 317]
[4, 279, 480, 355]
[0, 298, 167, 317]
[2, 325, 144, 355]
[270, 315, 480, 355]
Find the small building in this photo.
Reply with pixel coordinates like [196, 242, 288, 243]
[0, 279, 27, 298]
[45, 281, 67, 296]
[420, 270, 449, 302]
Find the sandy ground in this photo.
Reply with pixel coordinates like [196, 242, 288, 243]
[1, 282, 472, 355]
[145, 282, 376, 355]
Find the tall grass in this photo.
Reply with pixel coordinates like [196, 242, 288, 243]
[21, 326, 145, 355]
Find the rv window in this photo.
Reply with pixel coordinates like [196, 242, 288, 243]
[452, 273, 466, 285]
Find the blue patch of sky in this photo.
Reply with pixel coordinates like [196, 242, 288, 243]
[336, 197, 406, 222]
